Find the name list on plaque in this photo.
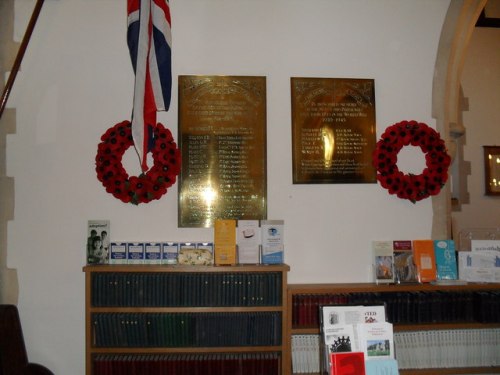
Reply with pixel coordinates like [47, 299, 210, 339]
[178, 75, 267, 228]
[291, 77, 377, 184]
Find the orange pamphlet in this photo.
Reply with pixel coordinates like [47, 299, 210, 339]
[214, 219, 237, 265]
[412, 240, 437, 283]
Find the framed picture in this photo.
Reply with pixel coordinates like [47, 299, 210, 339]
[483, 146, 500, 196]
[291, 77, 376, 184]
[178, 75, 267, 227]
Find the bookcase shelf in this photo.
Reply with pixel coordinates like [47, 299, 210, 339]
[84, 264, 289, 375]
[286, 282, 500, 375]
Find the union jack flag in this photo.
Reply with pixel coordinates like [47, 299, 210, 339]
[127, 0, 172, 171]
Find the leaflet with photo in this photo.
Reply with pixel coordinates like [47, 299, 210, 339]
[393, 240, 418, 283]
[87, 220, 110, 264]
[372, 241, 394, 284]
[358, 322, 394, 360]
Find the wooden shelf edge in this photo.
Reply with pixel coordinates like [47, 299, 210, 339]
[287, 282, 500, 293]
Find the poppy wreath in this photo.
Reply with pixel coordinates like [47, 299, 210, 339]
[372, 120, 451, 203]
[95, 121, 181, 205]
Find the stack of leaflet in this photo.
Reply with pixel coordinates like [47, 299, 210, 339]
[319, 304, 399, 375]
[458, 238, 500, 283]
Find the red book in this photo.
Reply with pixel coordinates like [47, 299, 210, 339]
[329, 352, 366, 375]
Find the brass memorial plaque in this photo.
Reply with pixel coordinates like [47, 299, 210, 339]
[178, 76, 267, 228]
[291, 77, 376, 184]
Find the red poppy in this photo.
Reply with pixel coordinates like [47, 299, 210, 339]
[95, 122, 181, 205]
[373, 121, 450, 203]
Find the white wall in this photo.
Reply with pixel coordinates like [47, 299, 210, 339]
[7, 0, 450, 373]
[452, 26, 500, 237]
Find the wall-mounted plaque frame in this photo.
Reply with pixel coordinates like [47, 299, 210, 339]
[483, 145, 500, 196]
[291, 77, 377, 184]
[178, 76, 267, 228]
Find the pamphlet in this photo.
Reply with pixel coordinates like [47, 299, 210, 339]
[365, 358, 399, 375]
[329, 351, 366, 375]
[372, 241, 394, 284]
[358, 322, 394, 360]
[87, 220, 110, 264]
[393, 240, 418, 283]
[237, 220, 261, 264]
[127, 242, 145, 264]
[458, 251, 500, 282]
[433, 240, 458, 280]
[214, 219, 237, 265]
[109, 242, 127, 264]
[162, 242, 178, 264]
[261, 220, 284, 264]
[145, 242, 162, 264]
[413, 240, 437, 283]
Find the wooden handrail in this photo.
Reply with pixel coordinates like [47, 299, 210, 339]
[0, 0, 45, 120]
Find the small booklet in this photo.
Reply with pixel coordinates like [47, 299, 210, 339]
[433, 240, 458, 281]
[87, 220, 110, 264]
[330, 352, 366, 375]
[393, 240, 418, 283]
[413, 239, 437, 283]
[372, 241, 394, 284]
[261, 220, 284, 264]
[237, 220, 261, 264]
[364, 358, 399, 375]
[214, 219, 237, 265]
[358, 322, 394, 360]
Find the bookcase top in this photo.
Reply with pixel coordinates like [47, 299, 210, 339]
[287, 282, 500, 293]
[83, 263, 290, 273]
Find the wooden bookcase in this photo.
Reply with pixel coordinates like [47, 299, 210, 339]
[285, 283, 500, 375]
[83, 264, 289, 375]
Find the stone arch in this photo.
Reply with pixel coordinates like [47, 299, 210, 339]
[431, 0, 487, 239]
[0, 0, 19, 304]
